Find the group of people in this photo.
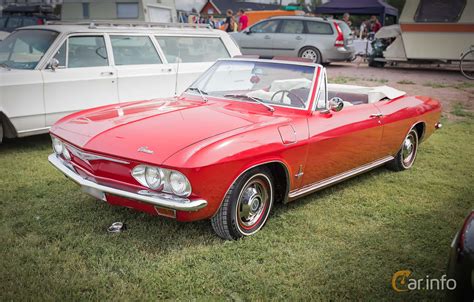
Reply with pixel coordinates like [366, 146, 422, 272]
[223, 9, 249, 32]
[185, 9, 383, 38]
[341, 12, 382, 39]
[185, 8, 248, 32]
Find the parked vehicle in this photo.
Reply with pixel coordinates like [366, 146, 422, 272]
[0, 4, 58, 32]
[368, 0, 474, 74]
[446, 211, 474, 301]
[231, 16, 355, 64]
[48, 57, 442, 240]
[0, 21, 240, 142]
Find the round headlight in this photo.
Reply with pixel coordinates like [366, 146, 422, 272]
[52, 137, 63, 155]
[145, 167, 162, 190]
[169, 171, 191, 197]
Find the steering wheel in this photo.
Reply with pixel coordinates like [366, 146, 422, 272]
[271, 90, 306, 108]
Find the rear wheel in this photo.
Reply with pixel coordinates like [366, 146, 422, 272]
[211, 167, 273, 240]
[387, 129, 419, 171]
[299, 47, 322, 64]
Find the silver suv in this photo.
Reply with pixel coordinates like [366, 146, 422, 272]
[231, 16, 354, 64]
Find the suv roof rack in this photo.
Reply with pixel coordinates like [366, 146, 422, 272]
[45, 20, 212, 30]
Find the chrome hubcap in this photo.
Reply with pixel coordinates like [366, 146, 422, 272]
[402, 133, 416, 167]
[237, 177, 269, 228]
[302, 50, 318, 62]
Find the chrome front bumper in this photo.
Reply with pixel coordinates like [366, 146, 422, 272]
[48, 154, 207, 212]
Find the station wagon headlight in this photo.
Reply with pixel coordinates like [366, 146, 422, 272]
[132, 164, 191, 197]
[52, 136, 64, 155]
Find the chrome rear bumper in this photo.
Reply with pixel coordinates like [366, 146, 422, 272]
[48, 154, 207, 212]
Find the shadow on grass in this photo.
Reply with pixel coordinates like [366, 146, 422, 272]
[0, 134, 51, 152]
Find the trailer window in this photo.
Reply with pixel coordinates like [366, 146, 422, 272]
[415, 0, 466, 22]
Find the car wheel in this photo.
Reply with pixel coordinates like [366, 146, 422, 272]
[299, 47, 322, 64]
[211, 167, 273, 240]
[387, 128, 419, 171]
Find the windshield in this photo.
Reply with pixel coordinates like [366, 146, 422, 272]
[338, 22, 352, 38]
[188, 60, 315, 109]
[0, 30, 58, 70]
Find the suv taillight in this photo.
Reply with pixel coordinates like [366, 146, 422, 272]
[333, 22, 344, 47]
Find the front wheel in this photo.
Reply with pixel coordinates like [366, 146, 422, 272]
[387, 128, 419, 171]
[211, 167, 274, 240]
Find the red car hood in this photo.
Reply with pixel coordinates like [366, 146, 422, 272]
[52, 97, 273, 164]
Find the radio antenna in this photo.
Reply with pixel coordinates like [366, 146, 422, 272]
[174, 45, 181, 96]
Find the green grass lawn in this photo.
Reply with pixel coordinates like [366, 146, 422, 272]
[1, 117, 473, 301]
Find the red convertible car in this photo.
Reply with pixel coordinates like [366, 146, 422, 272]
[49, 58, 442, 240]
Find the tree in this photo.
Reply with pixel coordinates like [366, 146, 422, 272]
[385, 0, 406, 13]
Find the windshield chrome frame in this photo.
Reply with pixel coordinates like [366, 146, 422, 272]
[183, 58, 323, 112]
[0, 29, 61, 70]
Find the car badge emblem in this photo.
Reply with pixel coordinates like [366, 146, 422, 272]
[137, 146, 154, 154]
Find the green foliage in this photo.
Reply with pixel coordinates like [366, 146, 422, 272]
[451, 103, 473, 117]
[1, 117, 473, 300]
[385, 0, 407, 13]
[397, 80, 415, 85]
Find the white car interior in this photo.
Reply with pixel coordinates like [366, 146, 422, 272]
[328, 84, 406, 106]
[247, 78, 312, 106]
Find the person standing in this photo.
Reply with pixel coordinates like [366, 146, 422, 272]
[342, 12, 352, 28]
[208, 15, 216, 29]
[223, 9, 235, 32]
[370, 15, 382, 33]
[237, 8, 248, 31]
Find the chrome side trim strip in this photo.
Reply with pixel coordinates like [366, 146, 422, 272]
[288, 156, 394, 200]
[17, 126, 51, 136]
[65, 143, 130, 165]
[48, 154, 207, 211]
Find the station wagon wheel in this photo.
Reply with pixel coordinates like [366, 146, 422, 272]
[299, 46, 322, 64]
[211, 167, 274, 240]
[387, 128, 419, 171]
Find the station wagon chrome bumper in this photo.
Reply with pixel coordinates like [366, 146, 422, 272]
[48, 154, 207, 212]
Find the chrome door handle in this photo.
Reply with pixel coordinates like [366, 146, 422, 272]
[296, 36, 303, 40]
[370, 113, 383, 118]
[100, 71, 114, 76]
[161, 68, 172, 72]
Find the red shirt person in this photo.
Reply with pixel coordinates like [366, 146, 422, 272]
[370, 15, 382, 33]
[238, 9, 248, 31]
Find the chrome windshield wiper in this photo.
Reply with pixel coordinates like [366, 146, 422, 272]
[224, 94, 275, 112]
[186, 87, 208, 102]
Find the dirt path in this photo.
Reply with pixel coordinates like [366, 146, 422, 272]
[326, 62, 474, 120]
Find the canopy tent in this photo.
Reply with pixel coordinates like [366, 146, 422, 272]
[315, 0, 398, 25]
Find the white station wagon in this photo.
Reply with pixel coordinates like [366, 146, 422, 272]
[0, 21, 241, 142]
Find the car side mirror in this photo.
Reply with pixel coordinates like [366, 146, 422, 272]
[328, 97, 344, 112]
[49, 58, 59, 71]
[245, 29, 252, 35]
